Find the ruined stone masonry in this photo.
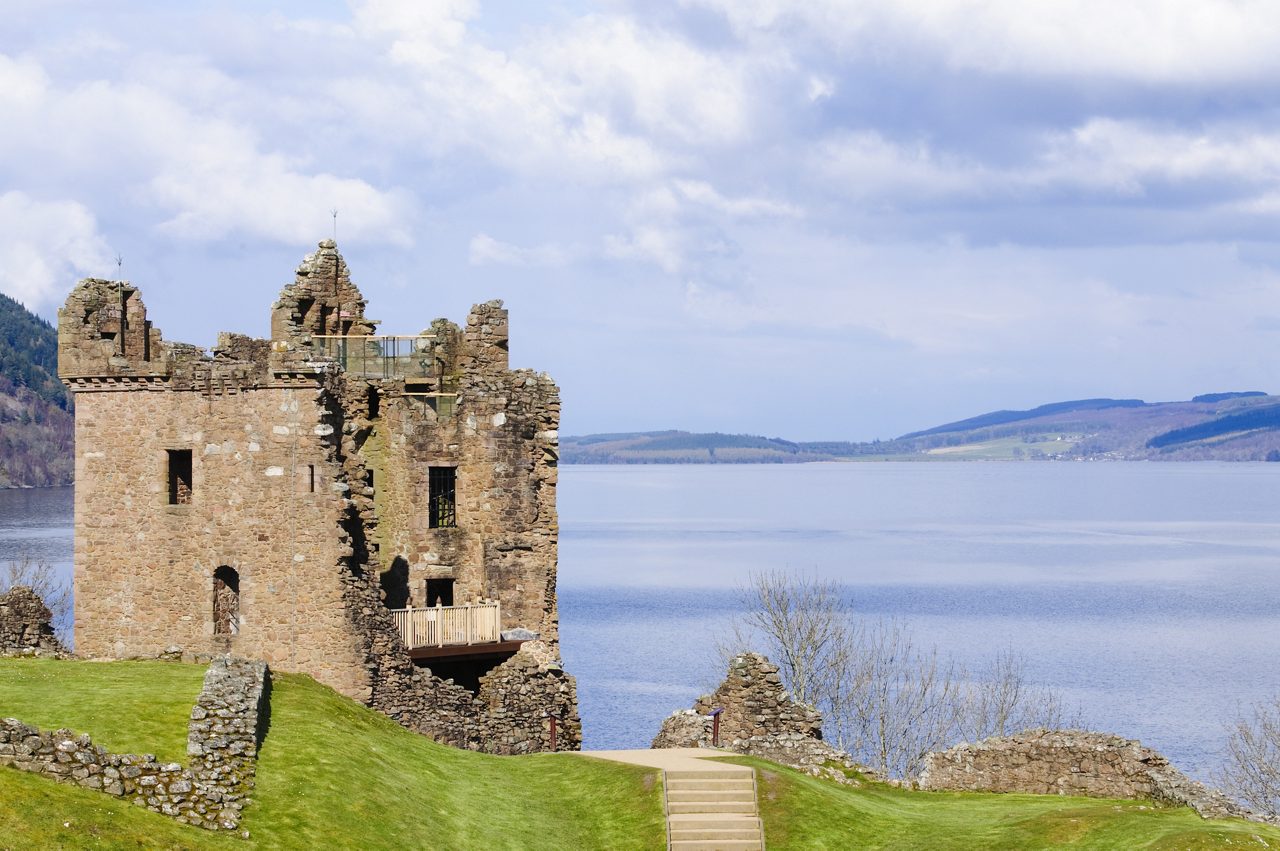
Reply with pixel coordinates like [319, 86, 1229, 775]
[919, 729, 1269, 824]
[0, 656, 267, 832]
[58, 240, 579, 752]
[652, 652, 862, 782]
[0, 585, 69, 658]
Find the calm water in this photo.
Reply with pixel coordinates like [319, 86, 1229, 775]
[558, 463, 1280, 779]
[4, 465, 1279, 780]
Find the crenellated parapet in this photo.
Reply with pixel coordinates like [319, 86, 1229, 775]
[58, 238, 576, 754]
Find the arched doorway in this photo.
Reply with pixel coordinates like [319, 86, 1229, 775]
[213, 566, 240, 636]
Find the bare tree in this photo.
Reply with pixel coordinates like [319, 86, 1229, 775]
[726, 570, 848, 707]
[1, 553, 72, 642]
[731, 571, 1077, 781]
[954, 650, 1073, 743]
[1221, 696, 1280, 820]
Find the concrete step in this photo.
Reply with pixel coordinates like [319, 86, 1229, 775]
[666, 778, 755, 792]
[670, 840, 761, 850]
[668, 815, 760, 831]
[667, 789, 755, 803]
[668, 800, 757, 815]
[671, 827, 762, 841]
[666, 769, 751, 781]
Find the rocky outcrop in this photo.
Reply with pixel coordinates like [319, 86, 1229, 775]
[0, 656, 268, 832]
[919, 729, 1266, 823]
[652, 652, 861, 782]
[0, 586, 68, 658]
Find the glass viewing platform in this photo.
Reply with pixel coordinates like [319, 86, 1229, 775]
[312, 335, 435, 380]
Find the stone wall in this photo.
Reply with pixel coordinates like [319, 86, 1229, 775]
[919, 730, 1265, 823]
[0, 656, 268, 832]
[652, 652, 859, 782]
[59, 239, 576, 753]
[0, 586, 68, 657]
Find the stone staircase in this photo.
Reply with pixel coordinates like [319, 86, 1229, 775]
[665, 766, 764, 850]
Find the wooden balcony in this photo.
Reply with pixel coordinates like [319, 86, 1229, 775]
[391, 601, 502, 652]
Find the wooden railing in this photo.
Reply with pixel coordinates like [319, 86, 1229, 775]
[390, 601, 502, 650]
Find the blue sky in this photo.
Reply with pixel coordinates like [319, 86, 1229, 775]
[5, 1, 1280, 439]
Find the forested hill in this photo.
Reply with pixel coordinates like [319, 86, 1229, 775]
[563, 392, 1280, 463]
[0, 293, 73, 486]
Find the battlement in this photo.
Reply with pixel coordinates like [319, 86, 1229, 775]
[58, 240, 577, 753]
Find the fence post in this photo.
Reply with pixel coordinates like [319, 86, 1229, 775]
[710, 707, 724, 748]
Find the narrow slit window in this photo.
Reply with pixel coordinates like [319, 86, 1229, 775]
[167, 449, 193, 505]
[308, 464, 316, 493]
[428, 466, 457, 529]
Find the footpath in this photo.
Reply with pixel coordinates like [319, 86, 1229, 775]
[581, 748, 764, 850]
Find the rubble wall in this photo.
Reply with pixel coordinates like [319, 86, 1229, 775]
[919, 730, 1260, 822]
[0, 657, 268, 832]
[653, 652, 857, 780]
[0, 586, 68, 657]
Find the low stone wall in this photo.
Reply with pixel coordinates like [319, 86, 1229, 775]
[652, 652, 862, 783]
[919, 730, 1264, 823]
[0, 656, 268, 832]
[0, 586, 69, 658]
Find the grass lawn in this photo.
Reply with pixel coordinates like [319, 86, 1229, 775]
[0, 658, 666, 850]
[728, 756, 1280, 850]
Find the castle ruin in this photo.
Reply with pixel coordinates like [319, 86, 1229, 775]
[57, 240, 579, 752]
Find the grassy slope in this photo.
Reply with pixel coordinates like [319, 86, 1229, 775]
[4, 660, 1278, 850]
[0, 659, 665, 850]
[730, 757, 1280, 850]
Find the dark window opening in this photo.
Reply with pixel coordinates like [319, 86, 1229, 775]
[167, 449, 193, 505]
[425, 578, 455, 607]
[413, 652, 515, 695]
[368, 386, 380, 419]
[297, 297, 314, 326]
[308, 464, 316, 493]
[428, 466, 457, 528]
[365, 468, 375, 490]
[213, 566, 240, 637]
[119, 290, 130, 357]
[319, 304, 333, 334]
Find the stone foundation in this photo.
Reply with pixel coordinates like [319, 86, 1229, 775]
[0, 657, 267, 832]
[919, 729, 1266, 823]
[0, 586, 69, 658]
[652, 652, 861, 782]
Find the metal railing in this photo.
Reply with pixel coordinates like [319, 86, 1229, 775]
[312, 335, 436, 379]
[389, 601, 502, 649]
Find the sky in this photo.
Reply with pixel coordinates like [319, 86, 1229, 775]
[4, 1, 1280, 440]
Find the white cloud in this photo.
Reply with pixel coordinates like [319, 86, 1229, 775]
[673, 180, 801, 218]
[468, 234, 573, 267]
[0, 191, 111, 309]
[685, 0, 1280, 83]
[0, 52, 414, 247]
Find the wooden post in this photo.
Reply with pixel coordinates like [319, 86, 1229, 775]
[466, 603, 473, 645]
[436, 601, 443, 647]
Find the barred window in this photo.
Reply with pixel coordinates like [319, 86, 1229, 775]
[428, 466, 457, 529]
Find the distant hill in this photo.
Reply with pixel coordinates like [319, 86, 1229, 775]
[0, 293, 73, 486]
[563, 391, 1280, 464]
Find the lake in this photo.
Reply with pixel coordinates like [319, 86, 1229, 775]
[4, 463, 1279, 780]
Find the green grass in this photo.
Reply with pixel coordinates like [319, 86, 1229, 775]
[727, 756, 1280, 850]
[0, 659, 665, 850]
[5, 659, 1279, 850]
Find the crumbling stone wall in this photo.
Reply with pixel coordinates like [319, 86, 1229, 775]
[652, 652, 858, 781]
[59, 239, 576, 754]
[919, 730, 1264, 822]
[0, 657, 268, 832]
[0, 586, 68, 657]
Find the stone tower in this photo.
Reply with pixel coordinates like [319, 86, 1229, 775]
[58, 240, 579, 753]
